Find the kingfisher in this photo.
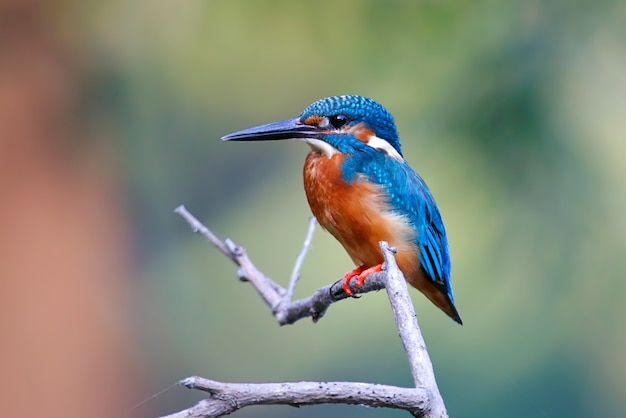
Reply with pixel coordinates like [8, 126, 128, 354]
[222, 95, 462, 324]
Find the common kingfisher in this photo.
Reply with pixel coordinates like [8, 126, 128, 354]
[222, 95, 462, 324]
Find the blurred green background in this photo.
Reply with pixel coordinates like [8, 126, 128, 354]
[82, 0, 626, 416]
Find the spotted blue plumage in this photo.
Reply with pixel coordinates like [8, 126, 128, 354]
[300, 95, 402, 156]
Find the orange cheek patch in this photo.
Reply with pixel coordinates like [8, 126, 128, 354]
[347, 123, 375, 143]
[304, 116, 323, 126]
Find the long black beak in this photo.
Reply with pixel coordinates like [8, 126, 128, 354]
[221, 118, 320, 141]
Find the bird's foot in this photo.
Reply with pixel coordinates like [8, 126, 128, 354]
[341, 264, 383, 295]
[355, 264, 382, 288]
[341, 265, 367, 295]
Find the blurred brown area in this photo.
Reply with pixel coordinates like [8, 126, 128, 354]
[0, 2, 137, 417]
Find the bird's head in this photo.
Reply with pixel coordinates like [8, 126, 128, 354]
[222, 95, 404, 162]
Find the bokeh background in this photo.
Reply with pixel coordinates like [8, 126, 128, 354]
[1, 1, 625, 417]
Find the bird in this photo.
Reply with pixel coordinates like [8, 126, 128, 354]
[222, 95, 462, 324]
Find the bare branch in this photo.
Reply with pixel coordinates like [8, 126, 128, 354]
[380, 241, 448, 417]
[170, 206, 450, 418]
[157, 377, 430, 418]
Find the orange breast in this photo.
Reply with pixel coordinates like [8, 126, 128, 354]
[303, 152, 420, 281]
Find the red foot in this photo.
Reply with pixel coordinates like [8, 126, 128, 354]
[355, 264, 383, 287]
[342, 265, 366, 295]
[341, 264, 383, 295]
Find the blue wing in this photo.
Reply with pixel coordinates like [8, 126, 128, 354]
[342, 151, 455, 302]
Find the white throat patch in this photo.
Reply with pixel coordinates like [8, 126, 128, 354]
[301, 137, 339, 158]
[366, 135, 404, 162]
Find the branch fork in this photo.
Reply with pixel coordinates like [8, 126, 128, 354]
[162, 205, 449, 418]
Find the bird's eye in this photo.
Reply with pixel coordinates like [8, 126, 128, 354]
[329, 114, 348, 129]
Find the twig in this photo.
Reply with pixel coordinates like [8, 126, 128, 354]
[170, 206, 450, 417]
[175, 205, 284, 309]
[285, 216, 317, 302]
[174, 205, 232, 259]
